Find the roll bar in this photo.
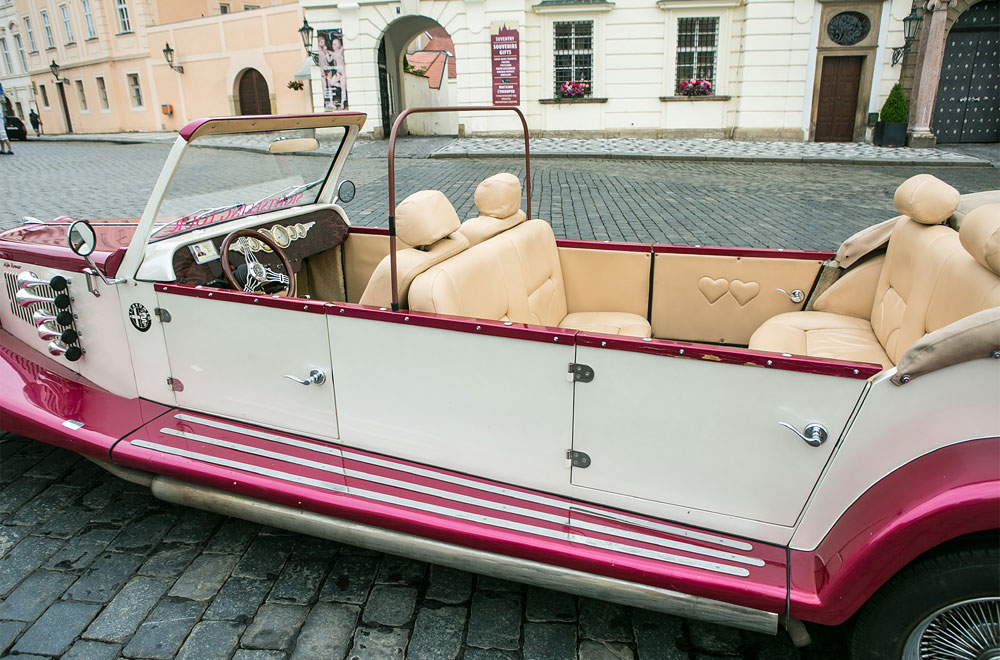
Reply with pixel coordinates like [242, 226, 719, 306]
[387, 106, 531, 312]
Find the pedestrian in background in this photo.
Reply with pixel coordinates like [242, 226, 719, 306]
[29, 109, 42, 137]
[0, 118, 13, 155]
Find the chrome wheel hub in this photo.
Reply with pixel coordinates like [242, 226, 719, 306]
[904, 598, 1000, 660]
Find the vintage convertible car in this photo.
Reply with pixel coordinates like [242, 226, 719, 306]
[1, 110, 997, 660]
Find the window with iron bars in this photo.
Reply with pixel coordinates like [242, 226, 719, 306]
[675, 17, 719, 94]
[553, 20, 593, 97]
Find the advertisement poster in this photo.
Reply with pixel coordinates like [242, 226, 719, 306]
[490, 22, 520, 106]
[317, 29, 348, 111]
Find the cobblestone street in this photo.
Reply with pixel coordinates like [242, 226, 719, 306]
[0, 139, 997, 660]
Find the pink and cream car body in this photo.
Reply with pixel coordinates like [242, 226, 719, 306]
[1, 111, 997, 660]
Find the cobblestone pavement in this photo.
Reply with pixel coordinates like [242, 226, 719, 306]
[0, 140, 997, 660]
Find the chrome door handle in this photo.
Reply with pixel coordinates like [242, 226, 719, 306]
[779, 422, 828, 447]
[284, 369, 326, 386]
[777, 288, 805, 303]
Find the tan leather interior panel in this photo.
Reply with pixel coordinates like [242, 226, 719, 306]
[344, 233, 389, 303]
[651, 253, 823, 344]
[558, 248, 651, 318]
[813, 255, 885, 320]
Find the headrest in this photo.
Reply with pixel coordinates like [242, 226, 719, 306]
[396, 190, 461, 246]
[459, 211, 527, 246]
[959, 203, 1000, 275]
[474, 173, 522, 219]
[894, 174, 961, 225]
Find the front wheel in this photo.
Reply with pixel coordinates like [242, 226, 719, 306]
[850, 543, 999, 660]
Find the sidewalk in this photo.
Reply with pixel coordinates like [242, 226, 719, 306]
[32, 131, 995, 167]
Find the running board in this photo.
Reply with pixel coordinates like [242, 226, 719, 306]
[150, 474, 778, 634]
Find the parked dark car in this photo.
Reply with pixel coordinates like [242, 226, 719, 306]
[4, 116, 28, 140]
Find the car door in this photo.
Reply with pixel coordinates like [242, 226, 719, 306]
[569, 335, 872, 527]
[156, 286, 339, 441]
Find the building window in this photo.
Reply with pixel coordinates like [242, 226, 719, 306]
[41, 11, 55, 49]
[81, 0, 97, 39]
[96, 76, 109, 109]
[553, 21, 593, 97]
[40, 84, 50, 108]
[116, 0, 132, 33]
[60, 5, 75, 44]
[219, 3, 230, 13]
[15, 102, 24, 119]
[14, 35, 27, 72]
[675, 17, 719, 94]
[243, 4, 260, 10]
[127, 73, 143, 107]
[24, 17, 37, 52]
[0, 39, 12, 75]
[76, 80, 88, 111]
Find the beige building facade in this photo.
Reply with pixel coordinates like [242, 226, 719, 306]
[2, 0, 309, 134]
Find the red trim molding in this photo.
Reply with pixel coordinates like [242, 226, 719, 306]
[556, 239, 651, 253]
[156, 283, 328, 315]
[654, 244, 834, 260]
[347, 226, 389, 236]
[789, 437, 1000, 624]
[577, 333, 882, 380]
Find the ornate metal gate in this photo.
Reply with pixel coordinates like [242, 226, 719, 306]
[932, 0, 999, 143]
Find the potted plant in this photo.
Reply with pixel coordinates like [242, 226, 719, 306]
[874, 83, 908, 146]
[287, 80, 304, 91]
[556, 81, 590, 99]
[678, 79, 712, 97]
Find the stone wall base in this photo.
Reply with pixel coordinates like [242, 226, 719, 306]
[906, 131, 938, 147]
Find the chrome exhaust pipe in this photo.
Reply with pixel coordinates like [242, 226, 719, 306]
[47, 340, 82, 361]
[16, 288, 70, 308]
[16, 271, 69, 291]
[38, 322, 62, 341]
[32, 309, 75, 327]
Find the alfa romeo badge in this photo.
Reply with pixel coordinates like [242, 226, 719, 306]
[128, 302, 152, 332]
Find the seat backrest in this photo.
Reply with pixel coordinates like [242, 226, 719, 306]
[359, 190, 469, 308]
[409, 218, 568, 327]
[870, 175, 963, 363]
[458, 173, 527, 246]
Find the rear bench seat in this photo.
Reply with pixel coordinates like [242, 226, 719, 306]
[409, 175, 652, 338]
[749, 175, 1000, 370]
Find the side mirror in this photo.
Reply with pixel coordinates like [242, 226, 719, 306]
[337, 180, 356, 204]
[68, 220, 97, 257]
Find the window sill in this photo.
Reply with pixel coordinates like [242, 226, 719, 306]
[28, 50, 38, 54]
[116, 31, 134, 36]
[660, 95, 731, 102]
[64, 42, 76, 46]
[45, 47, 56, 51]
[85, 37, 98, 42]
[539, 97, 608, 104]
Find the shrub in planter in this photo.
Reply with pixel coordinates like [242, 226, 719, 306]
[875, 83, 908, 146]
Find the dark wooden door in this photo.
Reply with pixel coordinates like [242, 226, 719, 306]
[815, 56, 863, 142]
[238, 69, 271, 115]
[933, 0, 999, 143]
[378, 39, 391, 137]
[57, 82, 73, 134]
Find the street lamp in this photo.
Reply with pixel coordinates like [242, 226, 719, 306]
[49, 60, 68, 84]
[299, 18, 318, 65]
[163, 43, 184, 73]
[892, 2, 924, 66]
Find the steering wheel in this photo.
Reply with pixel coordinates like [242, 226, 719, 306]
[220, 229, 297, 298]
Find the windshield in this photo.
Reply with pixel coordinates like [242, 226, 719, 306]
[150, 126, 348, 242]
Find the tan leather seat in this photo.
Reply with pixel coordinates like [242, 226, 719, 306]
[458, 173, 527, 246]
[359, 190, 469, 308]
[411, 215, 652, 338]
[749, 176, 1000, 369]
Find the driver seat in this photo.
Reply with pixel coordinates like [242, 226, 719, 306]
[359, 190, 470, 308]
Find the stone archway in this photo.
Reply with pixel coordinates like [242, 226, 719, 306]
[376, 16, 457, 136]
[237, 68, 272, 115]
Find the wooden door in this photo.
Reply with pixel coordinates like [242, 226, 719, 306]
[815, 56, 862, 142]
[238, 69, 271, 116]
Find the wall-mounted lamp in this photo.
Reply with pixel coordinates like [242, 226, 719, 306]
[299, 18, 318, 65]
[49, 60, 69, 84]
[892, 3, 923, 66]
[163, 43, 184, 73]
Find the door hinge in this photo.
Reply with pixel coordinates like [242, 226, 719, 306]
[568, 362, 594, 383]
[154, 308, 171, 323]
[567, 450, 591, 468]
[166, 377, 184, 392]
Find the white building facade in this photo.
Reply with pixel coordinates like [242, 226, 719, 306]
[301, 0, 923, 141]
[0, 0, 35, 122]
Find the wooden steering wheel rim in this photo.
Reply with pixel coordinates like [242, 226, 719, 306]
[220, 228, 297, 298]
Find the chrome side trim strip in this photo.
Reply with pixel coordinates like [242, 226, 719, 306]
[133, 438, 750, 577]
[151, 476, 778, 633]
[174, 412, 753, 551]
[161, 426, 763, 567]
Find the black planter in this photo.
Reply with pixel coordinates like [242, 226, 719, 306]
[874, 121, 907, 146]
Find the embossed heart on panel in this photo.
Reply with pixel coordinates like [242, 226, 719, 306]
[698, 277, 730, 304]
[730, 280, 760, 306]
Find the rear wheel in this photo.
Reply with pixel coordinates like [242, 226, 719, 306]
[850, 543, 999, 660]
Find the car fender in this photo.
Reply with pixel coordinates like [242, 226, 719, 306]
[788, 436, 999, 625]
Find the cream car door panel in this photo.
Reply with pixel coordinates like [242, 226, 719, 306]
[570, 344, 867, 526]
[157, 292, 339, 440]
[651, 253, 825, 344]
